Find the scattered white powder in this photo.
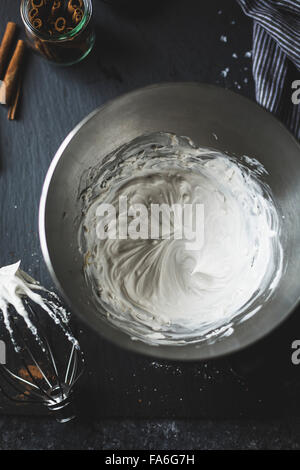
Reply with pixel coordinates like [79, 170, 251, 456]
[221, 67, 230, 78]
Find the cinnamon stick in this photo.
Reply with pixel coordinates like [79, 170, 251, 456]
[28, 8, 39, 22]
[51, 1, 61, 16]
[32, 18, 43, 30]
[31, 0, 44, 7]
[0, 22, 17, 79]
[68, 0, 83, 14]
[0, 40, 26, 106]
[8, 77, 21, 121]
[55, 17, 66, 33]
[28, 1, 86, 36]
[72, 8, 83, 24]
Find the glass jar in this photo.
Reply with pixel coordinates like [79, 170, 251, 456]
[20, 0, 95, 66]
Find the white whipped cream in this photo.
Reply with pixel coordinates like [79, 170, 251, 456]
[79, 133, 283, 345]
[0, 261, 78, 349]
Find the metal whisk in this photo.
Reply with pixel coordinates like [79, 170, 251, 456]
[0, 265, 85, 423]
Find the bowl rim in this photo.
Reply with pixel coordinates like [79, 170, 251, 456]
[39, 81, 300, 361]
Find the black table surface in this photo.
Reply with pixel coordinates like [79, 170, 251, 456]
[1, 0, 300, 450]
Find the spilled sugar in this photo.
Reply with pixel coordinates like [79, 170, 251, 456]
[221, 67, 230, 78]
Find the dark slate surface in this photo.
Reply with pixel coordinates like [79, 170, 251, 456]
[1, 417, 300, 450]
[0, 0, 300, 450]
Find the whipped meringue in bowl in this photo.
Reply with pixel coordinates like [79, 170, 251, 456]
[78, 132, 283, 346]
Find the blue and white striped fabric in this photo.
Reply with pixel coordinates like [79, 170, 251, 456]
[237, 0, 300, 140]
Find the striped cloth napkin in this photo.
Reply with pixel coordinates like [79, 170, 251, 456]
[237, 0, 300, 140]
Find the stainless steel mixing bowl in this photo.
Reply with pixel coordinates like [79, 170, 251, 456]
[39, 83, 300, 360]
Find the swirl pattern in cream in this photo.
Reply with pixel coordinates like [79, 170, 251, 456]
[79, 133, 283, 345]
